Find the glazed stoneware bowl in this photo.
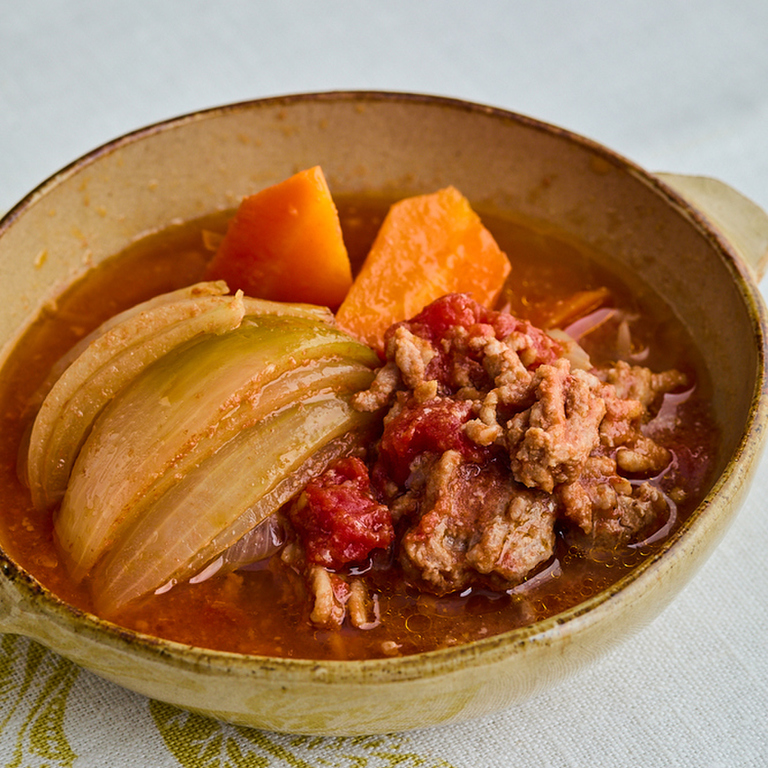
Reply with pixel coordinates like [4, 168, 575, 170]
[1, 92, 767, 736]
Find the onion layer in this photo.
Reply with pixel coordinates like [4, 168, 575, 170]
[92, 394, 374, 615]
[25, 282, 337, 511]
[26, 291, 246, 509]
[42, 304, 379, 618]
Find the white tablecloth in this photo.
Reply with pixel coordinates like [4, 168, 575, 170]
[1, 2, 767, 766]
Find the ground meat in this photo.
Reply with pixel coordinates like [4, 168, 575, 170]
[598, 386, 647, 448]
[383, 293, 562, 395]
[371, 296, 683, 578]
[616, 435, 671, 475]
[373, 394, 493, 487]
[398, 450, 556, 593]
[307, 566, 349, 628]
[285, 293, 691, 630]
[389, 325, 436, 390]
[347, 578, 380, 629]
[557, 455, 670, 546]
[506, 360, 607, 493]
[465, 484, 557, 585]
[596, 360, 687, 408]
[303, 568, 380, 630]
[351, 361, 401, 412]
[474, 335, 536, 407]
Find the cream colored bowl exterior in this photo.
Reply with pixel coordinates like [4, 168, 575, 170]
[0, 92, 766, 736]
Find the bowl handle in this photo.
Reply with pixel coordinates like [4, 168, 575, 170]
[656, 173, 768, 283]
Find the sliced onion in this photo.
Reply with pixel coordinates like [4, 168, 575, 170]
[221, 515, 286, 572]
[26, 292, 247, 509]
[182, 516, 286, 587]
[546, 329, 591, 371]
[55, 314, 378, 582]
[25, 286, 338, 511]
[91, 394, 375, 615]
[627, 486, 678, 549]
[241, 296, 335, 324]
[30, 281, 230, 408]
[644, 387, 695, 437]
[563, 307, 616, 340]
[114, 358, 374, 527]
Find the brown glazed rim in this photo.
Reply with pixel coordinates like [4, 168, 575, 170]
[1, 90, 767, 685]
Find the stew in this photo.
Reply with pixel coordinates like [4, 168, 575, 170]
[0, 188, 717, 660]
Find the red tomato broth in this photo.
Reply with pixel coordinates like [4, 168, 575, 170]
[0, 196, 718, 660]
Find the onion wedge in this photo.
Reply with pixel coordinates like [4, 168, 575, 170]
[29, 281, 231, 409]
[55, 314, 378, 582]
[92, 394, 374, 615]
[84, 358, 376, 534]
[25, 285, 337, 510]
[26, 292, 246, 509]
[43, 282, 332, 391]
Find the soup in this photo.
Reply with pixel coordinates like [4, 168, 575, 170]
[0, 194, 717, 660]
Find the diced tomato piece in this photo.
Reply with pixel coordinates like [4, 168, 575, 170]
[290, 458, 394, 569]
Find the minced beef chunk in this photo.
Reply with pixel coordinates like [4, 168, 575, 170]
[286, 293, 690, 627]
[596, 360, 687, 409]
[398, 450, 557, 592]
[303, 566, 379, 630]
[373, 395, 492, 487]
[557, 455, 669, 546]
[360, 291, 561, 402]
[506, 360, 607, 493]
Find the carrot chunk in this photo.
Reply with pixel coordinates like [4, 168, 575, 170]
[335, 186, 511, 352]
[205, 166, 352, 309]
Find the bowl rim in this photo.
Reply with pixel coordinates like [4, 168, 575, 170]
[1, 89, 767, 684]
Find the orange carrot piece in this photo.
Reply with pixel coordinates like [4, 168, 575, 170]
[335, 186, 511, 351]
[205, 166, 352, 309]
[537, 287, 611, 330]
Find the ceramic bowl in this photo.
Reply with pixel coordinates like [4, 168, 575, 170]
[1, 92, 767, 736]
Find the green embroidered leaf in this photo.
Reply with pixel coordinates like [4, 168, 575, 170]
[150, 699, 457, 768]
[150, 702, 271, 768]
[0, 638, 79, 768]
[25, 654, 80, 766]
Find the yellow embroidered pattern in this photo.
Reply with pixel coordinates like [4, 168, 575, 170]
[150, 700, 457, 768]
[1, 636, 457, 768]
[0, 636, 79, 767]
